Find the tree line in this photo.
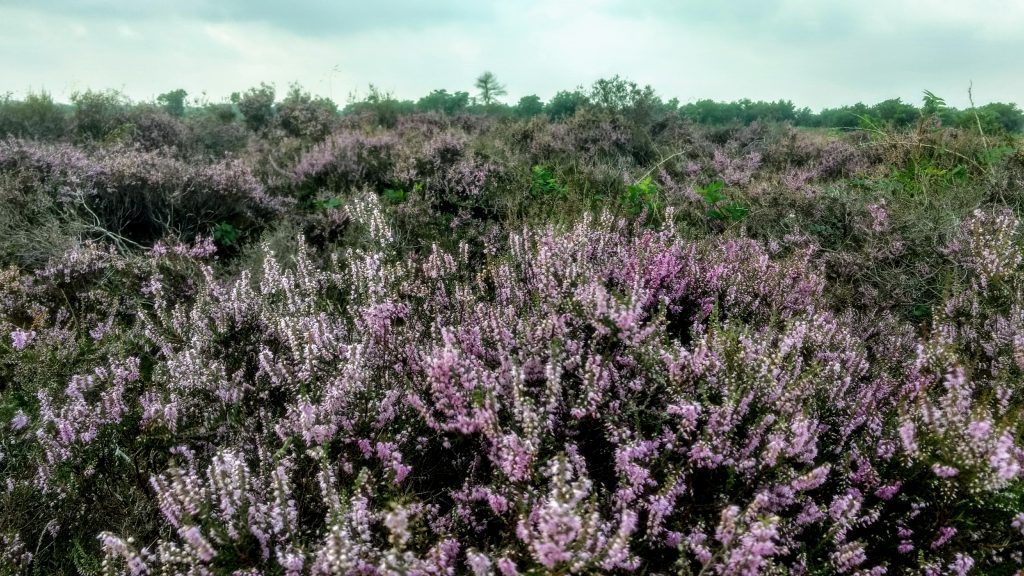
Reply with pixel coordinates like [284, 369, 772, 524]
[2, 72, 1022, 144]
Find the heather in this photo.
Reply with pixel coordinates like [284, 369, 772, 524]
[2, 83, 1024, 575]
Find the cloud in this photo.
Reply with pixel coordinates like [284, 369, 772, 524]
[5, 0, 493, 36]
[0, 0, 1020, 110]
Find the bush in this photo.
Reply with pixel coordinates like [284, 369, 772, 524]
[0, 91, 68, 140]
[0, 140, 283, 249]
[6, 202, 1024, 573]
[232, 83, 276, 133]
[276, 84, 338, 141]
[70, 89, 132, 143]
[187, 103, 249, 156]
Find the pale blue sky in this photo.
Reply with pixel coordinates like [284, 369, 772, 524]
[0, 0, 1020, 109]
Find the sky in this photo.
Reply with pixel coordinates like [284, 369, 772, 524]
[0, 0, 1021, 111]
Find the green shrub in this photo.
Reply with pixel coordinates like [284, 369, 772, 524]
[231, 83, 276, 132]
[0, 91, 68, 140]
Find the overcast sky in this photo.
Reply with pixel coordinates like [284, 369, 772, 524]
[1, 0, 1020, 110]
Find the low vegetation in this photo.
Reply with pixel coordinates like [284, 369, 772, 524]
[2, 76, 1024, 574]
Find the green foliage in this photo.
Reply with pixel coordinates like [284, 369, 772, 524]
[416, 89, 470, 115]
[212, 222, 240, 247]
[187, 103, 247, 156]
[680, 98, 798, 125]
[530, 165, 568, 200]
[695, 181, 748, 223]
[695, 180, 726, 204]
[70, 89, 131, 142]
[892, 160, 969, 191]
[156, 89, 188, 118]
[231, 83, 276, 132]
[70, 540, 103, 575]
[594, 77, 667, 125]
[922, 90, 947, 116]
[589, 76, 654, 112]
[515, 95, 545, 118]
[207, 102, 239, 124]
[384, 187, 408, 204]
[973, 102, 1024, 134]
[623, 176, 661, 216]
[314, 197, 344, 210]
[545, 89, 589, 120]
[871, 98, 919, 127]
[0, 91, 68, 140]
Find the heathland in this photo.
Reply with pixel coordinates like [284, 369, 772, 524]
[2, 78, 1024, 574]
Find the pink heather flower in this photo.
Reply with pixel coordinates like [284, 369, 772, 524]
[830, 541, 867, 572]
[829, 489, 862, 523]
[932, 464, 960, 479]
[948, 553, 974, 575]
[686, 531, 712, 564]
[178, 525, 216, 562]
[874, 483, 901, 501]
[795, 503, 825, 526]
[10, 329, 35, 351]
[277, 548, 305, 575]
[376, 442, 411, 484]
[1012, 513, 1024, 535]
[990, 431, 1022, 481]
[10, 410, 28, 431]
[723, 517, 779, 575]
[466, 549, 493, 576]
[791, 465, 831, 492]
[931, 526, 957, 550]
[898, 421, 918, 455]
[866, 201, 889, 232]
[496, 557, 519, 576]
[89, 318, 113, 341]
[97, 533, 149, 576]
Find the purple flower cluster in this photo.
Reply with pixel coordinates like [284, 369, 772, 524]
[4, 193, 1024, 573]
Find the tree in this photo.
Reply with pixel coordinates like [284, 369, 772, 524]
[514, 95, 544, 118]
[976, 102, 1024, 133]
[0, 91, 68, 139]
[589, 76, 642, 111]
[231, 83, 276, 132]
[545, 89, 589, 120]
[417, 89, 470, 115]
[870, 98, 919, 128]
[156, 89, 188, 118]
[70, 89, 130, 141]
[474, 71, 507, 106]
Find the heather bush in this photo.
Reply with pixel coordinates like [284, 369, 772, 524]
[0, 170, 81, 268]
[1, 89, 1024, 575]
[276, 85, 339, 142]
[0, 139, 284, 254]
[3, 194, 1023, 573]
[122, 105, 190, 151]
[292, 130, 401, 196]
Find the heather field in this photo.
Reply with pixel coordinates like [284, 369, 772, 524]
[3, 83, 1024, 575]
